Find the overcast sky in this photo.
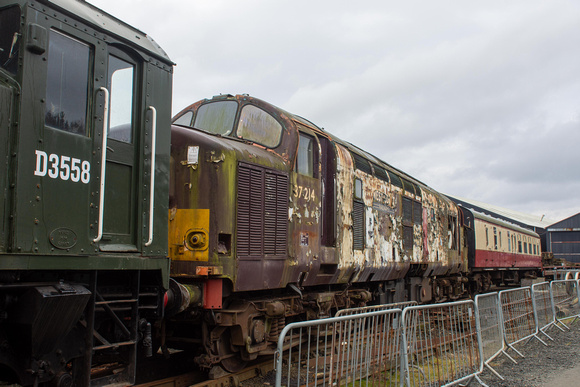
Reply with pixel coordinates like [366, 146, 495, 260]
[93, 0, 580, 222]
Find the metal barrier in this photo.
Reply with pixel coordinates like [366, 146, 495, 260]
[531, 282, 563, 340]
[274, 309, 403, 387]
[499, 287, 547, 358]
[474, 292, 516, 381]
[335, 301, 418, 317]
[400, 300, 484, 386]
[550, 279, 580, 329]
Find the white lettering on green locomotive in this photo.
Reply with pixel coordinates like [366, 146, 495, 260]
[34, 150, 90, 184]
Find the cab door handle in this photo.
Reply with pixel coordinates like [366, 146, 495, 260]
[144, 106, 157, 247]
[93, 87, 109, 243]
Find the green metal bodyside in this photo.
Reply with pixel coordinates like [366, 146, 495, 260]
[0, 1, 172, 288]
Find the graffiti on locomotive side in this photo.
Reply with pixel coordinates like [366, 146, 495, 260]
[294, 185, 316, 201]
[34, 150, 91, 184]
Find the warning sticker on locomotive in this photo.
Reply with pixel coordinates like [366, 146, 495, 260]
[187, 146, 199, 165]
[34, 150, 91, 184]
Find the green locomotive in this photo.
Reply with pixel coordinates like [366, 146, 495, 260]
[0, 0, 172, 385]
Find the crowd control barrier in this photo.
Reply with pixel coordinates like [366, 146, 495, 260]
[474, 292, 516, 380]
[499, 287, 547, 357]
[274, 309, 403, 387]
[400, 300, 484, 387]
[273, 280, 579, 386]
[531, 282, 563, 340]
[550, 279, 580, 329]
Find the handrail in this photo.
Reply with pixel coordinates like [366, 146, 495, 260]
[93, 87, 109, 243]
[144, 106, 157, 247]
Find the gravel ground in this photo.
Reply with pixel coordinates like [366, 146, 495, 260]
[478, 319, 580, 387]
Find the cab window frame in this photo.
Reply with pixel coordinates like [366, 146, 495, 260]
[44, 28, 92, 137]
[107, 49, 138, 143]
[236, 104, 283, 148]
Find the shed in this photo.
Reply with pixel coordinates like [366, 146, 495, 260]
[546, 213, 580, 263]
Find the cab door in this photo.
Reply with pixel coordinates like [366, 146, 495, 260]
[16, 22, 98, 255]
[98, 49, 142, 252]
[290, 128, 322, 286]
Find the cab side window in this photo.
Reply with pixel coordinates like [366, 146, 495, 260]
[45, 30, 90, 135]
[296, 133, 314, 177]
[108, 55, 135, 143]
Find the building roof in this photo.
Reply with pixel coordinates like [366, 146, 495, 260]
[446, 194, 555, 230]
[547, 213, 580, 230]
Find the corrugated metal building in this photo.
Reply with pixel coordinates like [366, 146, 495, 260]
[546, 213, 580, 263]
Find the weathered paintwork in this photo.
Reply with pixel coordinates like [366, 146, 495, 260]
[167, 94, 541, 370]
[170, 94, 466, 296]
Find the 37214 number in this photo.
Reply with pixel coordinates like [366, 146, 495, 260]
[34, 150, 90, 184]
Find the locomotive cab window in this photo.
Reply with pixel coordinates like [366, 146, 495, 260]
[108, 55, 135, 143]
[0, 5, 21, 75]
[173, 111, 193, 127]
[45, 30, 90, 135]
[296, 133, 316, 177]
[194, 100, 237, 135]
[237, 104, 282, 148]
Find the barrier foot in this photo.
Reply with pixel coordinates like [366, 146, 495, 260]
[500, 349, 518, 364]
[538, 328, 554, 341]
[484, 362, 505, 381]
[506, 343, 525, 358]
[555, 319, 570, 330]
[531, 334, 548, 346]
[474, 373, 489, 387]
[548, 321, 567, 332]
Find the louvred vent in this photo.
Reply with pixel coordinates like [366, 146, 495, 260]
[353, 201, 365, 251]
[237, 163, 288, 259]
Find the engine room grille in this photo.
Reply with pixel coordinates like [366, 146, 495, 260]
[237, 163, 288, 259]
[353, 201, 365, 250]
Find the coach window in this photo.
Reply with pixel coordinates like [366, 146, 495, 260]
[45, 30, 90, 135]
[237, 104, 282, 147]
[108, 55, 135, 142]
[518, 240, 522, 253]
[296, 133, 315, 177]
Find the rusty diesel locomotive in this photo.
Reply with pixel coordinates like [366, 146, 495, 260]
[165, 94, 541, 371]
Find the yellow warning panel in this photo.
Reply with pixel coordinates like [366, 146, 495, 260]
[168, 209, 210, 261]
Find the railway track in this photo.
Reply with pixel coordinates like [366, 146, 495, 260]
[135, 360, 274, 387]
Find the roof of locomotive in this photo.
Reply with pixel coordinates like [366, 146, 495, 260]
[174, 94, 452, 207]
[246, 95, 444, 201]
[40, 0, 173, 64]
